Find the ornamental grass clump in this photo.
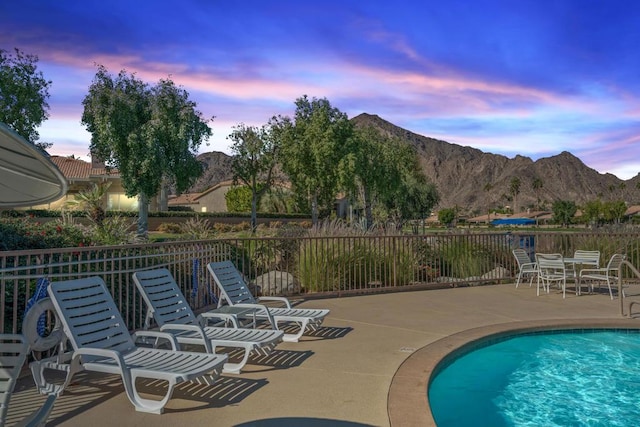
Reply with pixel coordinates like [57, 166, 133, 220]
[296, 220, 419, 292]
[179, 216, 213, 240]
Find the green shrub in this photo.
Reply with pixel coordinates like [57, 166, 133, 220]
[0, 218, 90, 250]
[90, 216, 137, 245]
[213, 222, 232, 233]
[232, 221, 251, 232]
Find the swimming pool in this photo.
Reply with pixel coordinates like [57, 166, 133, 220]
[428, 330, 640, 427]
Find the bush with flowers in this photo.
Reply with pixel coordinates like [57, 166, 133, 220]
[0, 217, 91, 251]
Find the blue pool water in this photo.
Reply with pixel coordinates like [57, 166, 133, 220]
[429, 330, 640, 427]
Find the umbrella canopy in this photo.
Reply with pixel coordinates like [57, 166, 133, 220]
[0, 123, 68, 208]
[491, 217, 536, 226]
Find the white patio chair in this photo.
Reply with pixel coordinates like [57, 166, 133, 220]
[536, 253, 568, 298]
[46, 276, 228, 414]
[579, 254, 626, 300]
[568, 250, 601, 276]
[132, 268, 284, 374]
[512, 248, 537, 287]
[207, 261, 330, 343]
[573, 250, 601, 268]
[1, 334, 56, 427]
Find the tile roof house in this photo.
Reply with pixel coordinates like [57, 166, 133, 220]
[168, 181, 234, 212]
[624, 205, 640, 218]
[24, 156, 157, 212]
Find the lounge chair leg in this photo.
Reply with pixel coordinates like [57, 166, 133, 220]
[219, 344, 254, 375]
[122, 372, 176, 414]
[277, 317, 309, 343]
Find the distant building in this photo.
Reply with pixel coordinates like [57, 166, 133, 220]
[21, 156, 158, 211]
[624, 205, 640, 219]
[168, 181, 234, 213]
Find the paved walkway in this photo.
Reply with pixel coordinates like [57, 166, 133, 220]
[7, 283, 637, 426]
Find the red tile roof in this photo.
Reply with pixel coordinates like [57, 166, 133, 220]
[168, 193, 202, 205]
[51, 156, 119, 179]
[625, 205, 640, 216]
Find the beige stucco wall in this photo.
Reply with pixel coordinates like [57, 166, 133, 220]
[196, 185, 231, 213]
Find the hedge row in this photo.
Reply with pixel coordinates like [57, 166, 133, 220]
[0, 209, 311, 219]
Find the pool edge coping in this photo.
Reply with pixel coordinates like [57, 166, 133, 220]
[387, 318, 640, 427]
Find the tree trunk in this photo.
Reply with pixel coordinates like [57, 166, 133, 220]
[311, 194, 319, 226]
[159, 183, 168, 212]
[251, 193, 258, 233]
[363, 186, 373, 230]
[137, 193, 149, 240]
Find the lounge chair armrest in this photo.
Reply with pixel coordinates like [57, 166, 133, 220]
[159, 323, 205, 336]
[234, 302, 272, 313]
[233, 303, 278, 329]
[131, 330, 180, 350]
[73, 347, 126, 367]
[257, 296, 291, 308]
[159, 323, 214, 353]
[198, 312, 239, 328]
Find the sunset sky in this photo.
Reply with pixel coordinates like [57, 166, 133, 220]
[2, 1, 639, 179]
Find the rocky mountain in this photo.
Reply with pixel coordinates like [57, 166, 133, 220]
[190, 151, 234, 192]
[191, 113, 640, 215]
[352, 113, 639, 214]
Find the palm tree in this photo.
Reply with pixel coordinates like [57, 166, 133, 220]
[531, 177, 543, 210]
[510, 177, 521, 214]
[65, 182, 111, 226]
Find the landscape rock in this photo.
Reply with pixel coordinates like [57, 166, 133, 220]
[481, 266, 511, 279]
[252, 271, 299, 296]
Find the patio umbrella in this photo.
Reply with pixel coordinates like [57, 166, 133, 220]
[0, 123, 67, 207]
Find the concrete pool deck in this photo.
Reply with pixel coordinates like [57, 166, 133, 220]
[7, 282, 639, 426]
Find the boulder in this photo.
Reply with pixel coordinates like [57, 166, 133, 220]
[252, 271, 299, 296]
[481, 266, 510, 280]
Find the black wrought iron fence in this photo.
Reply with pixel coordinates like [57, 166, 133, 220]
[2, 231, 639, 333]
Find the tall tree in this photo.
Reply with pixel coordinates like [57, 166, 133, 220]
[280, 95, 353, 225]
[531, 177, 543, 210]
[333, 124, 439, 230]
[438, 207, 456, 227]
[228, 120, 280, 232]
[348, 125, 391, 229]
[582, 199, 603, 228]
[552, 200, 577, 227]
[81, 66, 211, 238]
[509, 177, 521, 214]
[0, 48, 52, 148]
[603, 200, 627, 224]
[381, 144, 439, 229]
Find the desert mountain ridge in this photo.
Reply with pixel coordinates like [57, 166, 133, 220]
[190, 113, 640, 215]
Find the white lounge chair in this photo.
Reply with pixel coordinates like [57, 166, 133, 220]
[46, 276, 228, 414]
[207, 261, 330, 343]
[579, 254, 626, 299]
[512, 248, 537, 287]
[132, 268, 284, 374]
[1, 334, 56, 427]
